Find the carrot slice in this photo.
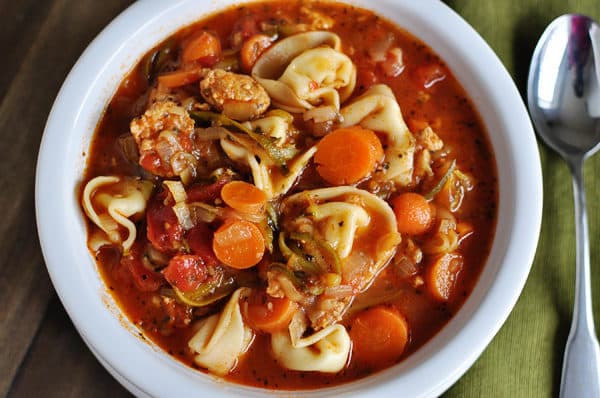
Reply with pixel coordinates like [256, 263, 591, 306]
[221, 180, 267, 215]
[241, 289, 297, 333]
[426, 252, 464, 301]
[181, 31, 222, 66]
[315, 126, 384, 185]
[240, 34, 272, 72]
[212, 219, 265, 269]
[392, 192, 433, 235]
[157, 68, 203, 88]
[349, 305, 409, 368]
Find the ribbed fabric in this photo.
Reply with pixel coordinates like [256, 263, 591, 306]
[444, 1, 600, 397]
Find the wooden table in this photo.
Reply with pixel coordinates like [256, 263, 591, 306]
[1, 1, 133, 396]
[3, 1, 600, 397]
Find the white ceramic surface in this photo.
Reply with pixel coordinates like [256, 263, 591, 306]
[35, 0, 543, 397]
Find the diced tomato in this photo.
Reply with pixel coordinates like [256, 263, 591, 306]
[120, 244, 164, 292]
[139, 151, 167, 175]
[416, 63, 446, 89]
[185, 178, 231, 204]
[357, 68, 378, 91]
[229, 15, 259, 48]
[163, 254, 208, 292]
[185, 224, 219, 267]
[146, 190, 184, 252]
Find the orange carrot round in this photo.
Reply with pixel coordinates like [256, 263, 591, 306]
[349, 305, 409, 368]
[212, 219, 265, 269]
[315, 126, 384, 185]
[157, 68, 203, 88]
[240, 34, 272, 72]
[426, 252, 464, 301]
[241, 289, 297, 333]
[181, 31, 222, 65]
[221, 180, 267, 215]
[392, 192, 433, 235]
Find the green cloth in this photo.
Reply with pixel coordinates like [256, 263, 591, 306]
[442, 1, 600, 397]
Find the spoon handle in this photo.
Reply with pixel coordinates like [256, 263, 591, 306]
[560, 158, 600, 398]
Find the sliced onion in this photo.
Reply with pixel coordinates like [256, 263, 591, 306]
[323, 284, 353, 299]
[342, 251, 373, 285]
[220, 206, 266, 224]
[170, 151, 197, 174]
[163, 180, 187, 203]
[381, 47, 405, 78]
[187, 202, 220, 223]
[368, 32, 394, 62]
[275, 274, 305, 303]
[394, 256, 418, 278]
[155, 139, 176, 164]
[172, 202, 194, 230]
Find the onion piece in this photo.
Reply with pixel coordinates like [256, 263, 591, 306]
[323, 284, 353, 298]
[172, 202, 194, 230]
[187, 202, 220, 223]
[368, 32, 394, 62]
[163, 180, 187, 203]
[381, 47, 405, 78]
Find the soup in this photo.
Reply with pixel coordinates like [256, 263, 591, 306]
[81, 0, 497, 390]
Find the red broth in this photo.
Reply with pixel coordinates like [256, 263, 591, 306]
[82, 0, 497, 389]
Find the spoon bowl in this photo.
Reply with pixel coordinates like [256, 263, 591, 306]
[528, 13, 600, 398]
[529, 14, 600, 159]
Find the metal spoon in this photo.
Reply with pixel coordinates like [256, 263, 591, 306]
[528, 14, 600, 397]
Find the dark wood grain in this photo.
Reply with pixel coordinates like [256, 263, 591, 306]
[7, 295, 132, 398]
[0, 0, 132, 396]
[0, 0, 54, 100]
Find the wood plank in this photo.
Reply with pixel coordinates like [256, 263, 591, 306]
[0, 0, 54, 100]
[0, 0, 132, 395]
[7, 296, 132, 398]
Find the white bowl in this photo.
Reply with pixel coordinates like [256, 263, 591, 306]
[35, 0, 543, 396]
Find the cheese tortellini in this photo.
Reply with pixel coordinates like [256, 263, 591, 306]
[271, 323, 351, 373]
[81, 176, 153, 253]
[188, 288, 254, 375]
[252, 31, 356, 113]
[340, 84, 416, 186]
[220, 113, 317, 198]
[283, 186, 399, 272]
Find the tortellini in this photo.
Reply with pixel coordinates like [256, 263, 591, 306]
[81, 176, 153, 253]
[340, 84, 416, 186]
[311, 202, 370, 259]
[252, 31, 356, 113]
[271, 323, 351, 373]
[220, 119, 317, 199]
[283, 186, 399, 273]
[188, 288, 254, 376]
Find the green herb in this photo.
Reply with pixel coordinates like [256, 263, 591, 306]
[189, 110, 299, 166]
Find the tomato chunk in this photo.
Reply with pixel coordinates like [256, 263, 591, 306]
[185, 224, 219, 267]
[146, 190, 184, 253]
[163, 254, 209, 292]
[120, 243, 164, 292]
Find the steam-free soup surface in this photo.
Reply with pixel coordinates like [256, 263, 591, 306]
[82, 0, 497, 390]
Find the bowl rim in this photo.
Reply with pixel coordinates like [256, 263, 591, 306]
[35, 0, 543, 396]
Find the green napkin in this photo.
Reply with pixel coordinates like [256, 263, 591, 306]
[442, 1, 600, 397]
